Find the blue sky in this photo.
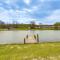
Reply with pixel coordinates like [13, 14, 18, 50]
[0, 0, 60, 24]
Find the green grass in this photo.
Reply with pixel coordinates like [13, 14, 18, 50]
[0, 42, 60, 60]
[0, 28, 58, 31]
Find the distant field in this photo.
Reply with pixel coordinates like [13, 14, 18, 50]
[0, 42, 60, 60]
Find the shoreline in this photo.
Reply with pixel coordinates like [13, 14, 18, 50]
[0, 42, 60, 45]
[0, 28, 60, 31]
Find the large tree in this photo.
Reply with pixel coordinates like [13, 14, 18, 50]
[54, 22, 60, 30]
[30, 21, 36, 29]
[54, 22, 60, 26]
[0, 20, 5, 28]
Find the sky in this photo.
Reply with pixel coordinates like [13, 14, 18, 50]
[0, 0, 60, 24]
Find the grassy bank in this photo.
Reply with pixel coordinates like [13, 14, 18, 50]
[0, 42, 60, 60]
[0, 28, 58, 31]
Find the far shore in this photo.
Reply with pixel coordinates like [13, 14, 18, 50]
[0, 28, 60, 31]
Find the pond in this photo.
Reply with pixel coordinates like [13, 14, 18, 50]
[0, 30, 60, 44]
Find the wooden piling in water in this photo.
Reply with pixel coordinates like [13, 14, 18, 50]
[24, 34, 39, 44]
[34, 35, 36, 40]
[37, 34, 39, 43]
[24, 38, 25, 44]
[26, 34, 28, 39]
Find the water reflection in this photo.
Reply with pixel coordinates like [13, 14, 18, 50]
[0, 30, 60, 44]
[29, 30, 35, 36]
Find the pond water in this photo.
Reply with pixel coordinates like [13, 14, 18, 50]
[0, 30, 60, 44]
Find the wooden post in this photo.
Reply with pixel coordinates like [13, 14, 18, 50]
[37, 34, 39, 43]
[24, 38, 25, 44]
[34, 35, 36, 39]
[26, 34, 28, 39]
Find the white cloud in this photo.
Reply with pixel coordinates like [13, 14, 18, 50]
[3, 0, 17, 4]
[0, 6, 36, 24]
[0, 0, 20, 9]
[43, 9, 60, 24]
[23, 6, 39, 14]
[40, 0, 57, 2]
[46, 9, 60, 20]
[40, 0, 45, 2]
[0, 0, 59, 24]
[23, 0, 31, 5]
[0, 7, 10, 23]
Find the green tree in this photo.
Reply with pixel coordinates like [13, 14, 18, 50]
[30, 21, 36, 29]
[54, 22, 60, 30]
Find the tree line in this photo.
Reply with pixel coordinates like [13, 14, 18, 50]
[0, 20, 60, 30]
